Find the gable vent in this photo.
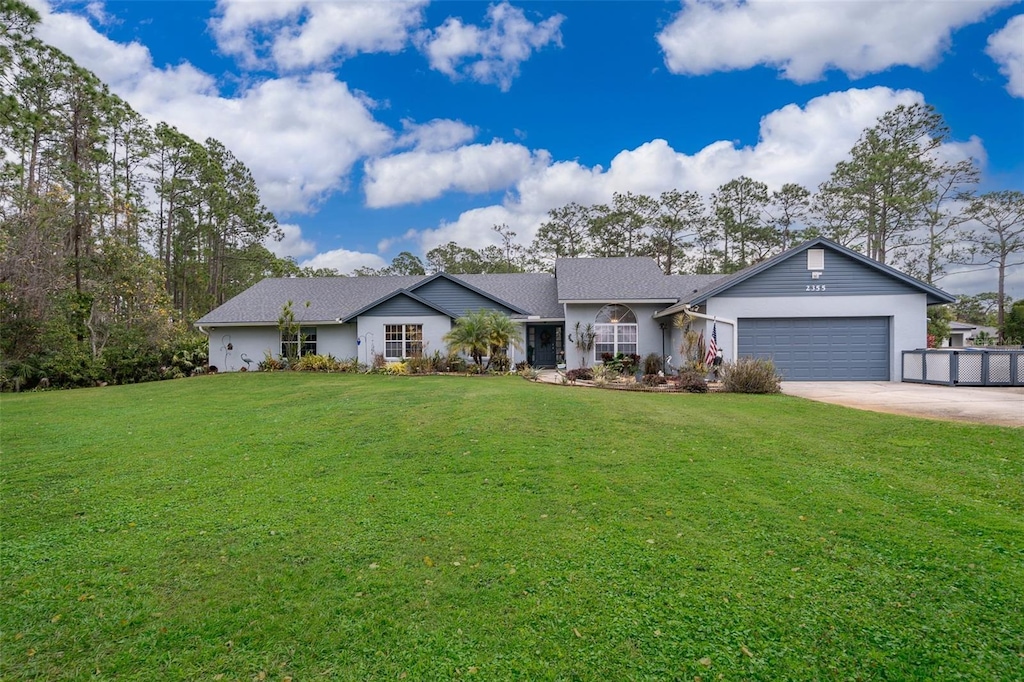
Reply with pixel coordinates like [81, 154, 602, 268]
[807, 248, 825, 270]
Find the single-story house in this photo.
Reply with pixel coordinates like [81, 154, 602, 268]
[196, 237, 955, 381]
[946, 321, 977, 348]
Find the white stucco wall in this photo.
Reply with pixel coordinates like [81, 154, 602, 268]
[356, 315, 453, 363]
[706, 293, 929, 381]
[205, 322, 359, 371]
[563, 303, 671, 369]
[317, 324, 358, 359]
[206, 326, 280, 372]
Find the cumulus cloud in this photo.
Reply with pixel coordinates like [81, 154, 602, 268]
[408, 87, 986, 253]
[657, 0, 1012, 82]
[417, 1, 564, 91]
[364, 141, 550, 207]
[299, 248, 388, 275]
[395, 118, 478, 152]
[31, 0, 392, 214]
[266, 224, 317, 260]
[211, 0, 428, 70]
[986, 15, 1024, 97]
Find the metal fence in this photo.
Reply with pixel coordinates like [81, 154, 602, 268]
[902, 349, 1024, 386]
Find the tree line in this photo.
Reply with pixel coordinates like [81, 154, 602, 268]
[0, 1, 318, 387]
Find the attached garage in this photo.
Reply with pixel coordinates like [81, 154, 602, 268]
[739, 317, 890, 381]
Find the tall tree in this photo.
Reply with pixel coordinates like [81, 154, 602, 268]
[766, 183, 810, 251]
[967, 190, 1024, 339]
[425, 241, 485, 274]
[898, 158, 978, 284]
[827, 103, 948, 264]
[530, 202, 593, 269]
[490, 223, 527, 272]
[712, 176, 770, 270]
[651, 189, 704, 274]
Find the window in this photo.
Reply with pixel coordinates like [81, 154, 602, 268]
[594, 304, 638, 359]
[807, 248, 825, 270]
[385, 324, 423, 359]
[281, 326, 317, 358]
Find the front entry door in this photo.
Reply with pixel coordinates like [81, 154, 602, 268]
[528, 324, 562, 368]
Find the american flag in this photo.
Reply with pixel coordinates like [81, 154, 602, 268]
[704, 322, 718, 365]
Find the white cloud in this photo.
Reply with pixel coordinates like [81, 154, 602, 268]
[137, 73, 393, 213]
[211, 0, 428, 70]
[395, 118, 478, 152]
[409, 87, 986, 253]
[657, 0, 1012, 82]
[31, 0, 393, 214]
[363, 141, 550, 207]
[299, 248, 388, 275]
[986, 14, 1024, 98]
[417, 1, 564, 91]
[266, 224, 316, 260]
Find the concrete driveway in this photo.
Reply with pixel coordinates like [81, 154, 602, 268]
[782, 382, 1024, 427]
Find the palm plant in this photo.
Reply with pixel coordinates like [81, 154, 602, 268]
[484, 310, 524, 371]
[444, 310, 524, 370]
[444, 310, 491, 368]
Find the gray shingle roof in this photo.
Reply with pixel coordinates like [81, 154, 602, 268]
[555, 257, 724, 302]
[195, 272, 564, 325]
[196, 259, 726, 326]
[195, 275, 427, 325]
[457, 273, 561, 318]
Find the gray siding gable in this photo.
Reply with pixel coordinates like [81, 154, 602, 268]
[688, 238, 955, 305]
[412, 276, 518, 317]
[717, 246, 920, 298]
[360, 292, 449, 317]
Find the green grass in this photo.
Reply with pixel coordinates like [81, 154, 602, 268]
[2, 374, 1022, 680]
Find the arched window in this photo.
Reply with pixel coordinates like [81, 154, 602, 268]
[594, 304, 638, 360]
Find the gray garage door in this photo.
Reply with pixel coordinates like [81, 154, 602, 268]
[738, 317, 890, 381]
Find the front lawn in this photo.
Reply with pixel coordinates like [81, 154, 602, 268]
[2, 374, 1021, 680]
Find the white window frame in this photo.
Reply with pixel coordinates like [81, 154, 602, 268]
[384, 324, 423, 359]
[593, 305, 638, 361]
[281, 326, 317, 358]
[807, 248, 825, 270]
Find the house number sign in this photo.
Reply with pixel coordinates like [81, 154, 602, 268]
[805, 284, 827, 291]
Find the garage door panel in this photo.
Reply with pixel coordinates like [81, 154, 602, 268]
[738, 317, 889, 381]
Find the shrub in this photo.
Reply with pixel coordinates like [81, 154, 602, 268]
[591, 363, 618, 382]
[372, 352, 387, 371]
[447, 354, 468, 373]
[676, 368, 708, 393]
[720, 357, 782, 394]
[565, 367, 593, 383]
[643, 353, 663, 375]
[641, 373, 667, 387]
[258, 352, 285, 372]
[603, 352, 640, 375]
[383, 361, 408, 375]
[519, 366, 540, 381]
[405, 356, 432, 374]
[490, 354, 511, 373]
[336, 357, 360, 373]
[294, 354, 341, 372]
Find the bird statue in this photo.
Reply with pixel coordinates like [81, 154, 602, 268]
[240, 352, 254, 369]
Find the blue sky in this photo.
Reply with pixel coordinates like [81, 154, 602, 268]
[31, 0, 1024, 296]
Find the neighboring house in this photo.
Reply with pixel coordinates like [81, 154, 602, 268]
[944, 323, 1001, 347]
[196, 237, 954, 381]
[946, 321, 977, 348]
